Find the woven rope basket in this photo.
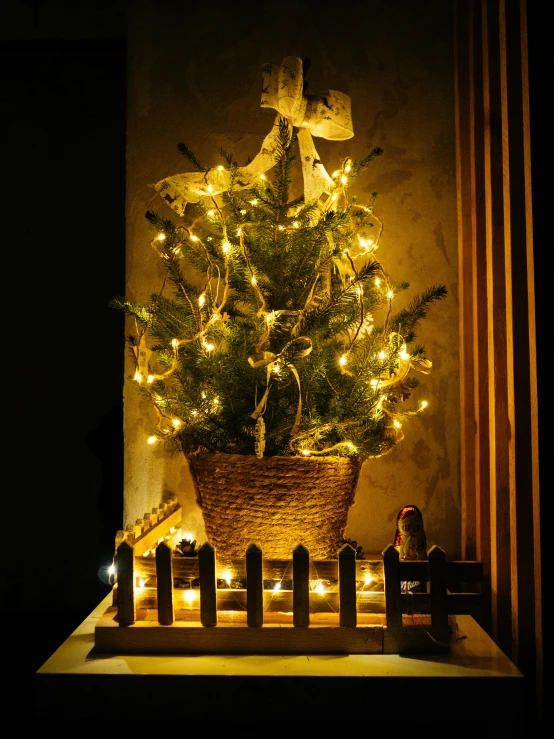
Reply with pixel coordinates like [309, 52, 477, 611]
[186, 452, 362, 561]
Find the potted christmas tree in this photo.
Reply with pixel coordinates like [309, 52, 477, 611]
[111, 57, 447, 561]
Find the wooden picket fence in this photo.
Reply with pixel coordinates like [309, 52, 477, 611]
[94, 535, 483, 655]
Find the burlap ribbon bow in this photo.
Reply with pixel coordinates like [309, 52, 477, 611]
[154, 56, 354, 214]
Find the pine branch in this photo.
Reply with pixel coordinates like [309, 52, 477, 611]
[177, 142, 209, 172]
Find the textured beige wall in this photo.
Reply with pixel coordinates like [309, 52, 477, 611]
[125, 0, 460, 557]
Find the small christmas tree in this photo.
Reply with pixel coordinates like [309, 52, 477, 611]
[112, 117, 446, 462]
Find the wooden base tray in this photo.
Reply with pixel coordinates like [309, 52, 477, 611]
[95, 605, 459, 655]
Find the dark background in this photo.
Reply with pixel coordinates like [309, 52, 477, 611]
[1, 0, 548, 718]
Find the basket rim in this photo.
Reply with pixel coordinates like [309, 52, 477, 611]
[185, 450, 361, 465]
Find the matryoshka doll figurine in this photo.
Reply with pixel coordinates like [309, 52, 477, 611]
[394, 504, 428, 593]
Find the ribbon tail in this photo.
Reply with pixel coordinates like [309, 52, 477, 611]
[251, 364, 272, 419]
[154, 167, 233, 214]
[288, 364, 303, 438]
[296, 128, 334, 206]
[238, 115, 290, 181]
[298, 128, 335, 205]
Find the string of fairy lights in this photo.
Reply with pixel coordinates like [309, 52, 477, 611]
[132, 150, 433, 458]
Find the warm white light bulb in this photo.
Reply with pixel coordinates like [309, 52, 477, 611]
[147, 374, 154, 384]
[190, 234, 198, 242]
[172, 338, 179, 348]
[341, 174, 347, 184]
[420, 400, 428, 409]
[207, 184, 213, 193]
[222, 241, 230, 252]
[301, 449, 311, 456]
[251, 276, 257, 285]
[207, 209, 215, 216]
[222, 570, 232, 586]
[198, 294, 206, 306]
[339, 354, 347, 366]
[217, 165, 224, 171]
[134, 371, 143, 383]
[250, 199, 258, 205]
[147, 435, 157, 445]
[172, 418, 181, 427]
[393, 419, 402, 429]
[259, 173, 266, 180]
[387, 290, 394, 299]
[378, 351, 386, 360]
[157, 233, 166, 241]
[293, 221, 299, 228]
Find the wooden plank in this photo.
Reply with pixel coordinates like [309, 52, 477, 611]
[463, 0, 493, 638]
[338, 544, 356, 627]
[292, 545, 309, 627]
[501, 0, 541, 681]
[445, 560, 484, 582]
[151, 610, 386, 626]
[155, 542, 173, 625]
[134, 556, 385, 589]
[246, 544, 263, 627]
[383, 545, 402, 628]
[397, 560, 429, 583]
[95, 611, 384, 654]
[115, 541, 135, 626]
[133, 589, 387, 614]
[454, 0, 478, 563]
[429, 545, 448, 629]
[482, 0, 514, 653]
[199, 543, 217, 627]
[512, 0, 543, 704]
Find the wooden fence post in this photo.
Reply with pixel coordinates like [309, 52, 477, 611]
[428, 545, 448, 629]
[338, 543, 357, 627]
[293, 544, 310, 627]
[156, 541, 174, 625]
[383, 544, 402, 628]
[199, 542, 217, 627]
[246, 543, 263, 627]
[116, 541, 135, 626]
